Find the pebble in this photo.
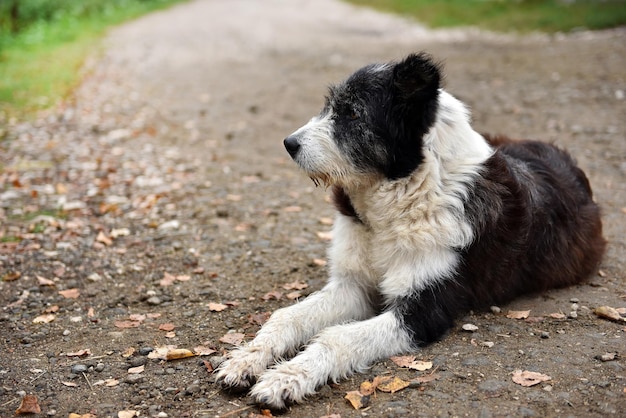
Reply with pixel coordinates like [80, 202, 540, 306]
[462, 323, 479, 332]
[139, 346, 154, 356]
[184, 384, 200, 395]
[146, 296, 162, 306]
[95, 363, 105, 372]
[478, 379, 508, 394]
[490, 306, 501, 314]
[71, 364, 88, 374]
[124, 374, 144, 384]
[540, 331, 550, 339]
[129, 357, 148, 367]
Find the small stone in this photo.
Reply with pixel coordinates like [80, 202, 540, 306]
[139, 346, 154, 356]
[124, 374, 144, 384]
[490, 306, 501, 314]
[540, 331, 550, 339]
[481, 341, 495, 348]
[184, 384, 200, 395]
[462, 323, 479, 332]
[71, 364, 88, 374]
[156, 413, 168, 418]
[568, 311, 578, 319]
[94, 363, 105, 372]
[146, 296, 162, 306]
[596, 352, 617, 362]
[62, 330, 70, 336]
[570, 297, 579, 303]
[129, 356, 147, 367]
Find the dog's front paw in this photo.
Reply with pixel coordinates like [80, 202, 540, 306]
[250, 364, 317, 410]
[215, 345, 273, 391]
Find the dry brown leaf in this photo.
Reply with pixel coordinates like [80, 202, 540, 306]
[193, 346, 217, 356]
[114, 320, 141, 329]
[66, 349, 91, 357]
[176, 274, 191, 282]
[68, 414, 97, 418]
[203, 359, 214, 373]
[33, 314, 56, 324]
[208, 302, 229, 312]
[105, 378, 120, 387]
[59, 288, 80, 299]
[121, 347, 136, 358]
[148, 345, 176, 360]
[390, 355, 433, 371]
[320, 415, 341, 418]
[345, 390, 369, 409]
[282, 281, 308, 290]
[2, 271, 21, 281]
[16, 394, 41, 415]
[128, 314, 146, 322]
[37, 275, 56, 286]
[359, 380, 376, 396]
[62, 381, 78, 387]
[286, 291, 302, 300]
[248, 312, 271, 326]
[96, 231, 113, 246]
[506, 310, 531, 319]
[219, 332, 245, 346]
[87, 307, 95, 318]
[128, 365, 144, 374]
[549, 312, 566, 319]
[594, 306, 626, 322]
[262, 290, 283, 301]
[512, 370, 551, 387]
[159, 272, 177, 287]
[411, 373, 441, 385]
[283, 206, 302, 212]
[377, 376, 410, 393]
[166, 348, 195, 360]
[159, 323, 176, 331]
[147, 313, 162, 319]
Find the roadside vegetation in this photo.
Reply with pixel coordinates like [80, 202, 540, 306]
[347, 0, 626, 33]
[0, 0, 186, 120]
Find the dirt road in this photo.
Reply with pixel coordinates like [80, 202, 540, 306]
[1, 0, 625, 417]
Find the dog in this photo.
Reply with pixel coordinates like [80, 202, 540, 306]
[215, 53, 606, 409]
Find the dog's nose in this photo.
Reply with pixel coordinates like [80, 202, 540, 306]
[284, 135, 301, 158]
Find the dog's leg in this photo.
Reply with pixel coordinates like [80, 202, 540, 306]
[250, 310, 412, 408]
[216, 216, 376, 390]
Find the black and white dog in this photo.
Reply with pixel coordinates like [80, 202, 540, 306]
[216, 53, 606, 408]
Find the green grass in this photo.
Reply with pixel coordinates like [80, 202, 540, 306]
[345, 0, 626, 33]
[0, 0, 187, 119]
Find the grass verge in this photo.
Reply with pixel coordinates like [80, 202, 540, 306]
[345, 0, 626, 33]
[0, 0, 187, 120]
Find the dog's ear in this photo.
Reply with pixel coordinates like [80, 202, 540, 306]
[393, 53, 441, 101]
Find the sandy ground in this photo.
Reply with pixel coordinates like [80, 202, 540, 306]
[1, 0, 625, 417]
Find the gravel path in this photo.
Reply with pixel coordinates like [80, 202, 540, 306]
[1, 1, 625, 417]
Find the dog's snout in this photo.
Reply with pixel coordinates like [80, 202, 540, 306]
[284, 135, 301, 158]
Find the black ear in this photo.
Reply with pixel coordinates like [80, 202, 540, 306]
[393, 53, 441, 100]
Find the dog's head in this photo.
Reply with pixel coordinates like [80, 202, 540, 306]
[284, 53, 441, 187]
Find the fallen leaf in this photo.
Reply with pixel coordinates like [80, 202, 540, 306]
[202, 359, 214, 373]
[2, 271, 21, 281]
[147, 345, 176, 360]
[176, 274, 191, 282]
[248, 312, 271, 326]
[159, 323, 176, 331]
[283, 206, 302, 212]
[320, 415, 341, 418]
[122, 347, 136, 358]
[506, 310, 531, 319]
[59, 288, 80, 299]
[68, 413, 96, 418]
[377, 376, 410, 393]
[114, 320, 141, 329]
[165, 331, 176, 338]
[159, 272, 177, 287]
[62, 381, 78, 387]
[359, 380, 376, 396]
[282, 281, 308, 290]
[105, 378, 120, 387]
[128, 365, 144, 374]
[390, 355, 433, 371]
[128, 314, 146, 322]
[111, 228, 131, 238]
[262, 290, 283, 301]
[166, 348, 195, 360]
[286, 291, 302, 300]
[193, 346, 217, 356]
[15, 394, 41, 415]
[512, 370, 551, 387]
[345, 390, 369, 409]
[118, 411, 138, 418]
[66, 349, 91, 357]
[219, 332, 245, 346]
[87, 307, 95, 318]
[33, 314, 56, 324]
[147, 313, 162, 319]
[549, 313, 566, 319]
[96, 231, 113, 246]
[44, 305, 59, 313]
[594, 306, 626, 322]
[411, 373, 441, 384]
[37, 275, 56, 286]
[208, 302, 228, 312]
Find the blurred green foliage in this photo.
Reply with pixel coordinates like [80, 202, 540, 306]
[346, 0, 626, 33]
